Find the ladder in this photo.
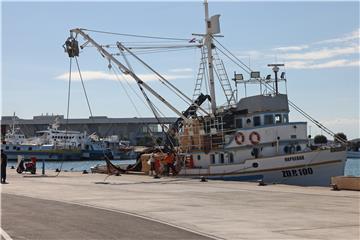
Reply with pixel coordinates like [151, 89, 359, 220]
[192, 46, 208, 101]
[213, 48, 236, 105]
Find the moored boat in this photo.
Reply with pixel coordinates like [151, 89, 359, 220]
[63, 0, 347, 186]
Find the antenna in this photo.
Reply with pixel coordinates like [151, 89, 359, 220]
[267, 64, 284, 95]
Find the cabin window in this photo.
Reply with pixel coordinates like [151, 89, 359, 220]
[253, 116, 261, 126]
[13, 146, 16, 150]
[264, 115, 274, 125]
[5, 146, 9, 150]
[220, 153, 225, 164]
[197, 155, 201, 161]
[283, 114, 289, 123]
[235, 118, 243, 128]
[210, 154, 215, 164]
[275, 114, 282, 124]
[229, 153, 234, 163]
[291, 135, 297, 139]
[28, 147, 32, 151]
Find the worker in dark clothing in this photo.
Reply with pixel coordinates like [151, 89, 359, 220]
[1, 150, 8, 184]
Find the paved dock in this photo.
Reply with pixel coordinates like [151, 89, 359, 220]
[1, 168, 359, 240]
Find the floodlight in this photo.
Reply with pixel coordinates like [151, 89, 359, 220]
[251, 71, 260, 78]
[266, 74, 271, 80]
[280, 72, 286, 79]
[235, 73, 243, 81]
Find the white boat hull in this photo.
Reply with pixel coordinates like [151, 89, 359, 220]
[179, 149, 346, 186]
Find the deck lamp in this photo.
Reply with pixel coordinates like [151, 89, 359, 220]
[251, 71, 260, 79]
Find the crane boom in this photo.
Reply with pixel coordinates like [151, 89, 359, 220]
[68, 28, 188, 122]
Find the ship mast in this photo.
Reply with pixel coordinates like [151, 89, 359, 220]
[204, 0, 217, 115]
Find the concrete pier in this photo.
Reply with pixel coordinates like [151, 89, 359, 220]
[1, 169, 359, 240]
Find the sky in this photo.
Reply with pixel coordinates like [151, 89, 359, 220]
[1, 1, 359, 139]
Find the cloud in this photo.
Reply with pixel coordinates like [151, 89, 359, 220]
[169, 68, 193, 73]
[267, 28, 360, 69]
[315, 28, 360, 45]
[283, 46, 359, 61]
[286, 59, 360, 69]
[273, 45, 309, 52]
[55, 71, 192, 82]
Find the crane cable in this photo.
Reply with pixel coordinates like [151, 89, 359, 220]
[81, 28, 192, 41]
[55, 57, 73, 177]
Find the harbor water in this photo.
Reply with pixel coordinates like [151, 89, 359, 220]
[7, 158, 360, 176]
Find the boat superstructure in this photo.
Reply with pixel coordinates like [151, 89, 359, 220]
[1, 117, 112, 160]
[63, 1, 347, 185]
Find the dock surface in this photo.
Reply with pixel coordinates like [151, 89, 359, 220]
[1, 169, 359, 240]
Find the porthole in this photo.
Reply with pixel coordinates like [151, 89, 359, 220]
[252, 162, 259, 168]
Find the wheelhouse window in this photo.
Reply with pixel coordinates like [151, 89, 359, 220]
[253, 116, 261, 126]
[264, 115, 274, 125]
[210, 154, 215, 164]
[275, 114, 282, 124]
[220, 153, 224, 164]
[229, 153, 234, 163]
[283, 114, 289, 123]
[235, 118, 243, 129]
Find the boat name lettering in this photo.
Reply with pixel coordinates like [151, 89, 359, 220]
[284, 155, 304, 162]
[282, 167, 313, 178]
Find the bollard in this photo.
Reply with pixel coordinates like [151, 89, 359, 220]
[42, 159, 45, 175]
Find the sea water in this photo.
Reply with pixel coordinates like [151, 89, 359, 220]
[7, 158, 360, 176]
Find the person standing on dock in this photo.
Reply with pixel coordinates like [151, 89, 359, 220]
[164, 152, 177, 176]
[149, 153, 155, 176]
[1, 150, 8, 184]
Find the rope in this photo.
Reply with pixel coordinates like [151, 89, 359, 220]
[55, 58, 73, 177]
[81, 28, 191, 41]
[75, 57, 94, 117]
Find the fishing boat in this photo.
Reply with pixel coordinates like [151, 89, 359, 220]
[63, 1, 347, 186]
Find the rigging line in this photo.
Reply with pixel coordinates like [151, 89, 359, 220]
[112, 66, 152, 114]
[212, 36, 252, 73]
[74, 57, 94, 118]
[117, 43, 209, 115]
[112, 64, 170, 125]
[110, 47, 198, 56]
[127, 45, 202, 50]
[214, 44, 251, 74]
[86, 45, 199, 50]
[250, 77, 343, 142]
[81, 28, 191, 41]
[110, 67, 142, 117]
[111, 61, 172, 146]
[56, 57, 73, 177]
[214, 40, 342, 141]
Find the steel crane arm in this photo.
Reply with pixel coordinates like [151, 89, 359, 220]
[70, 28, 188, 121]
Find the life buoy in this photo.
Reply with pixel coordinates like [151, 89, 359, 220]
[249, 131, 261, 145]
[235, 132, 245, 145]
